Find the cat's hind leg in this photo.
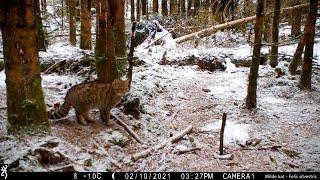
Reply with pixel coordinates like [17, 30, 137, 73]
[84, 111, 95, 122]
[76, 111, 88, 125]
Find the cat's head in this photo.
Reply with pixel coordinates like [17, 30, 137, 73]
[112, 79, 130, 96]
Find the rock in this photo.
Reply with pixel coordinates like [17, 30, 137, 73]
[123, 93, 141, 119]
[34, 148, 66, 165]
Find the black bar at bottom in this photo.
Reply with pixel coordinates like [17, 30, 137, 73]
[4, 172, 319, 180]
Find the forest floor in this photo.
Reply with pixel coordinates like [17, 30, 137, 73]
[0, 16, 319, 172]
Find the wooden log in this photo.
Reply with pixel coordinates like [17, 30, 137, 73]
[174, 4, 308, 44]
[132, 125, 193, 161]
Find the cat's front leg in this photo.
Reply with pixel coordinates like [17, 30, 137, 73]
[100, 109, 111, 126]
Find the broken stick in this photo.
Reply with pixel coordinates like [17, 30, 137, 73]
[132, 125, 193, 161]
[111, 113, 143, 144]
[219, 113, 227, 155]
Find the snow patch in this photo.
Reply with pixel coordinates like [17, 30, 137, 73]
[201, 121, 250, 145]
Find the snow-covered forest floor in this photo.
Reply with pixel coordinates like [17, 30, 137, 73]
[0, 8, 319, 172]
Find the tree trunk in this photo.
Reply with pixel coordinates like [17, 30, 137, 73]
[263, 0, 272, 43]
[137, 0, 141, 21]
[95, 0, 107, 81]
[245, 0, 265, 109]
[113, 0, 126, 58]
[80, 0, 92, 50]
[69, 0, 77, 46]
[131, 0, 135, 22]
[187, 0, 192, 16]
[0, 0, 49, 133]
[299, 0, 318, 90]
[269, 0, 281, 68]
[180, 0, 185, 15]
[35, 0, 47, 51]
[162, 0, 168, 16]
[291, 0, 301, 37]
[153, 0, 158, 13]
[106, 0, 119, 82]
[41, 0, 47, 16]
[170, 0, 177, 15]
[193, 0, 200, 16]
[142, 0, 147, 16]
[289, 35, 305, 75]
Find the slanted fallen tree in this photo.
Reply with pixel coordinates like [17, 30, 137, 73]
[174, 4, 308, 44]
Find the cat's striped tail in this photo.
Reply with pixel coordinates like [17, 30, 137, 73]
[48, 102, 72, 119]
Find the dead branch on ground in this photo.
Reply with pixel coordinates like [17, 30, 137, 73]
[131, 125, 193, 161]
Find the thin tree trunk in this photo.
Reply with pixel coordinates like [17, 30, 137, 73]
[113, 0, 126, 58]
[131, 0, 135, 22]
[269, 0, 281, 68]
[245, 0, 265, 109]
[80, 0, 92, 50]
[153, 0, 158, 13]
[170, 0, 177, 15]
[180, 0, 185, 15]
[105, 0, 119, 83]
[136, 0, 141, 21]
[95, 0, 107, 81]
[162, 0, 168, 16]
[142, 0, 147, 16]
[299, 0, 318, 90]
[187, 0, 192, 16]
[69, 0, 77, 46]
[41, 0, 47, 16]
[193, 0, 200, 16]
[35, 0, 47, 51]
[263, 0, 272, 43]
[0, 1, 49, 133]
[291, 0, 301, 37]
[289, 35, 305, 75]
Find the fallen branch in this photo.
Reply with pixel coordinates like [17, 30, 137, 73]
[132, 125, 193, 161]
[111, 113, 143, 144]
[174, 4, 308, 44]
[43, 60, 66, 74]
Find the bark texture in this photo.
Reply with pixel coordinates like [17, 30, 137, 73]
[299, 0, 318, 90]
[80, 0, 92, 50]
[69, 0, 76, 46]
[0, 0, 49, 133]
[269, 0, 281, 68]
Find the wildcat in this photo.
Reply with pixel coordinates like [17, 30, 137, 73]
[48, 79, 129, 125]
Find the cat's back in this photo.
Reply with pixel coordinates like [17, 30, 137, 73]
[66, 81, 111, 100]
